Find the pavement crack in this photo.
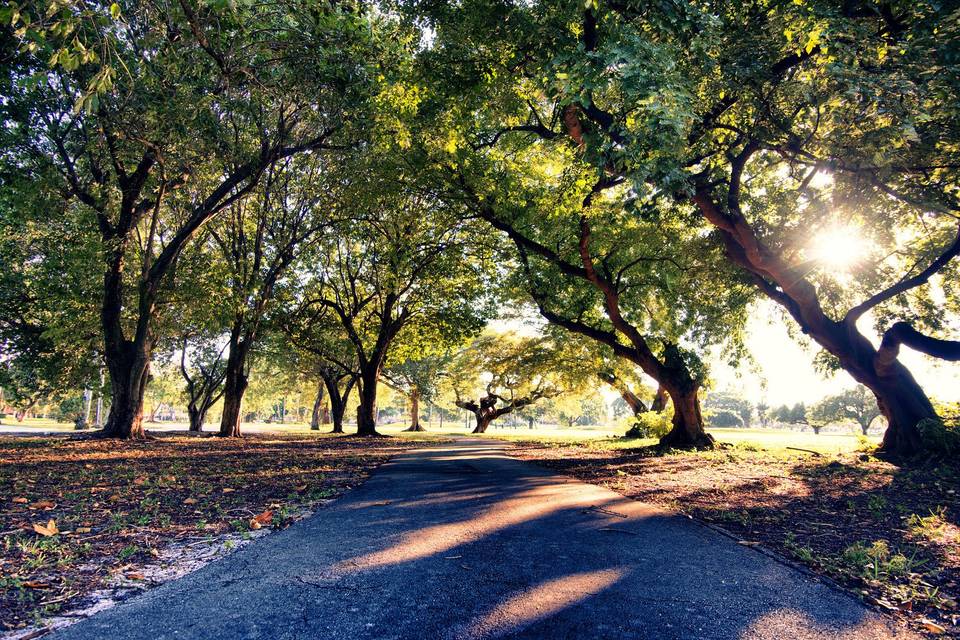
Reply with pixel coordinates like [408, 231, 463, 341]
[583, 505, 629, 518]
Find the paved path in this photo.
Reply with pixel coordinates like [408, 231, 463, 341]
[52, 439, 914, 640]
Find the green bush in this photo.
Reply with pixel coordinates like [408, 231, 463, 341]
[624, 411, 672, 439]
[917, 418, 960, 455]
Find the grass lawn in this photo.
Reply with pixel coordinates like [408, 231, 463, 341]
[461, 423, 877, 455]
[0, 431, 436, 634]
[506, 433, 959, 638]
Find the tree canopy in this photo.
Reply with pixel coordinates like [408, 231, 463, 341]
[1, 0, 958, 458]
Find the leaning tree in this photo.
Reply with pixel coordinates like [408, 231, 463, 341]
[449, 332, 586, 434]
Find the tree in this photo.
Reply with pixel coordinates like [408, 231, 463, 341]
[1, 0, 381, 438]
[551, 393, 605, 428]
[407, 0, 960, 456]
[213, 156, 331, 437]
[772, 403, 810, 429]
[810, 386, 883, 435]
[0, 176, 101, 421]
[405, 2, 753, 449]
[385, 352, 451, 432]
[709, 411, 743, 429]
[705, 391, 754, 429]
[179, 333, 228, 433]
[450, 332, 582, 434]
[277, 308, 359, 434]
[298, 162, 492, 435]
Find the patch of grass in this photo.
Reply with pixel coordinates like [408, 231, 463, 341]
[906, 507, 949, 542]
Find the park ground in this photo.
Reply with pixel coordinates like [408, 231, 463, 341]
[0, 420, 957, 637]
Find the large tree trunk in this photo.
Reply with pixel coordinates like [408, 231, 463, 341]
[356, 368, 380, 436]
[657, 382, 712, 449]
[219, 334, 250, 438]
[870, 365, 934, 454]
[404, 388, 425, 432]
[471, 412, 493, 434]
[102, 341, 150, 440]
[653, 345, 712, 449]
[310, 380, 324, 431]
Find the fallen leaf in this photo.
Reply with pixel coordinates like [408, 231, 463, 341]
[249, 510, 273, 529]
[125, 572, 145, 580]
[12, 497, 28, 504]
[75, 527, 92, 534]
[33, 519, 58, 537]
[294, 484, 307, 491]
[33, 500, 56, 510]
[22, 581, 50, 589]
[183, 498, 197, 505]
[222, 488, 235, 493]
[108, 494, 121, 502]
[920, 619, 946, 634]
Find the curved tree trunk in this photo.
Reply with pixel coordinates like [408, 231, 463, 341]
[472, 414, 493, 434]
[658, 382, 713, 449]
[404, 388, 425, 432]
[651, 386, 668, 413]
[356, 368, 380, 436]
[692, 192, 941, 456]
[310, 380, 325, 431]
[655, 345, 712, 449]
[871, 365, 934, 454]
[219, 335, 250, 438]
[597, 371, 647, 415]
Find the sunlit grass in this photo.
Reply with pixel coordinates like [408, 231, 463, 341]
[0, 416, 878, 455]
[459, 424, 877, 456]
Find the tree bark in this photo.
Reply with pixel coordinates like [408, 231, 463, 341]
[187, 404, 203, 432]
[597, 371, 647, 415]
[654, 345, 713, 449]
[219, 331, 250, 438]
[404, 388, 425, 432]
[310, 380, 325, 431]
[101, 339, 150, 440]
[651, 386, 668, 413]
[472, 413, 494, 434]
[321, 372, 353, 434]
[356, 367, 380, 436]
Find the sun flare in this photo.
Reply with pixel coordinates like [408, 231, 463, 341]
[809, 226, 868, 272]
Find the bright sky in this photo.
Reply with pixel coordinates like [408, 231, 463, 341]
[710, 300, 960, 407]
[495, 300, 960, 407]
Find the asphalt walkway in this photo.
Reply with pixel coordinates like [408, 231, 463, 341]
[51, 439, 914, 639]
